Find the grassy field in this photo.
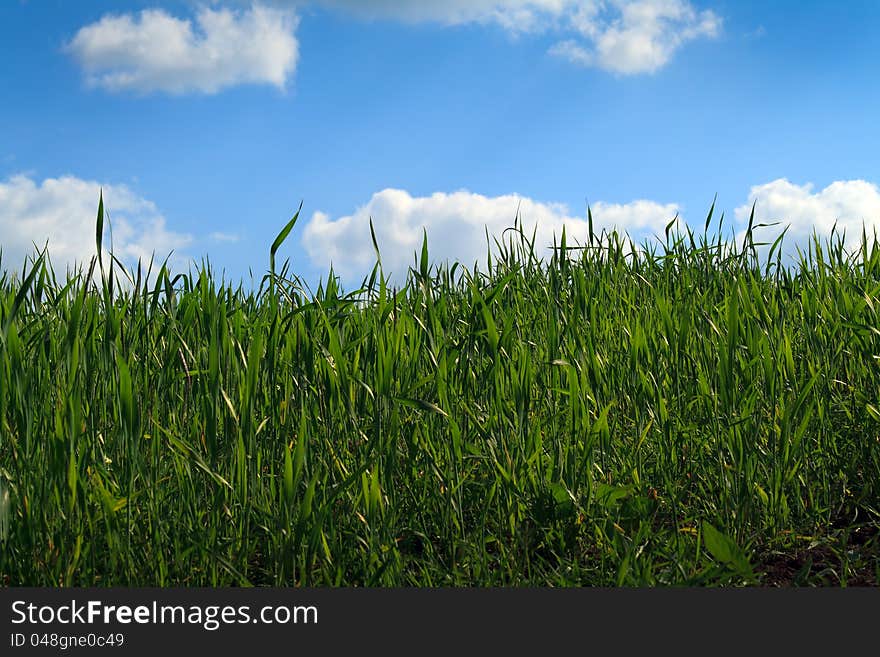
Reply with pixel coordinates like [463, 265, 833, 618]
[1, 199, 878, 586]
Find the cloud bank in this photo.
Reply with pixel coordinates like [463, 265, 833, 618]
[67, 1, 721, 92]
[0, 174, 191, 275]
[736, 178, 880, 259]
[66, 4, 299, 94]
[302, 188, 678, 281]
[304, 177, 880, 283]
[311, 0, 721, 74]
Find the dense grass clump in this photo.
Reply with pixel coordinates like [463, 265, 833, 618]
[1, 203, 878, 586]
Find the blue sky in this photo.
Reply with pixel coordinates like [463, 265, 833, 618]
[2, 1, 879, 287]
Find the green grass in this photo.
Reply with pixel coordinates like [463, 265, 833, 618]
[1, 199, 878, 586]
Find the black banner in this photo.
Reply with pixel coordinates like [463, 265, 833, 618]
[1, 587, 877, 653]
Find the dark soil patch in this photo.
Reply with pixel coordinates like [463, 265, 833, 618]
[758, 524, 878, 587]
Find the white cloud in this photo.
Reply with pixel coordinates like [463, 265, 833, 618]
[735, 178, 880, 259]
[550, 0, 721, 74]
[66, 4, 299, 94]
[302, 188, 678, 281]
[209, 231, 241, 243]
[0, 174, 191, 275]
[306, 0, 720, 74]
[547, 39, 595, 65]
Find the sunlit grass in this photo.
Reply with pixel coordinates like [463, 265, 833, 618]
[1, 197, 878, 586]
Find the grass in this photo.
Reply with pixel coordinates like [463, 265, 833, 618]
[0, 197, 878, 586]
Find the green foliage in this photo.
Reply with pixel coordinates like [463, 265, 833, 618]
[0, 204, 878, 586]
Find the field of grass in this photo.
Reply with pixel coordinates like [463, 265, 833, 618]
[1, 199, 878, 586]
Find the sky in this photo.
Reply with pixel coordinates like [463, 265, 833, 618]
[2, 0, 879, 288]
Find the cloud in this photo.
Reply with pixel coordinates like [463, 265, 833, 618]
[735, 178, 880, 259]
[209, 231, 241, 243]
[302, 188, 678, 282]
[0, 174, 191, 275]
[549, 0, 721, 74]
[66, 4, 299, 94]
[306, 0, 720, 74]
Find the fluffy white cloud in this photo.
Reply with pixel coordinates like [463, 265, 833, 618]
[66, 4, 299, 94]
[306, 0, 720, 74]
[735, 178, 880, 259]
[302, 188, 678, 281]
[549, 0, 720, 74]
[0, 174, 191, 275]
